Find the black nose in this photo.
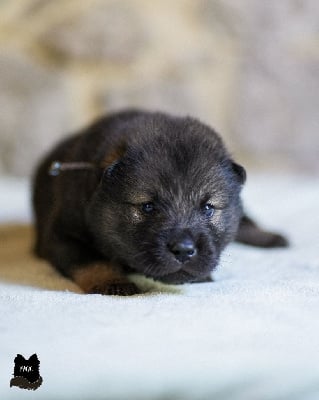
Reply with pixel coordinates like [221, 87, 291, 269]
[168, 237, 197, 263]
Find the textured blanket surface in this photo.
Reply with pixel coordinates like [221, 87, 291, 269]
[0, 174, 318, 400]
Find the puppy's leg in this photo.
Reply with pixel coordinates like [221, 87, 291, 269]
[72, 263, 140, 296]
[41, 232, 140, 296]
[192, 275, 214, 283]
[235, 215, 288, 248]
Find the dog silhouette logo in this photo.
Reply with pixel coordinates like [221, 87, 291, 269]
[10, 353, 43, 390]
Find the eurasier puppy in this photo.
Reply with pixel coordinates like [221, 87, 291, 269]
[32, 110, 287, 295]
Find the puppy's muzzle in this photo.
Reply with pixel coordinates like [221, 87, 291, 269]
[168, 235, 197, 263]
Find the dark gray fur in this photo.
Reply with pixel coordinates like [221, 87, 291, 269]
[32, 110, 287, 293]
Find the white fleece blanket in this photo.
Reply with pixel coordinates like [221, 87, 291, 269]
[0, 174, 318, 400]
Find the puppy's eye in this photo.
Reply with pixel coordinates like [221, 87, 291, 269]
[141, 202, 155, 214]
[202, 203, 215, 218]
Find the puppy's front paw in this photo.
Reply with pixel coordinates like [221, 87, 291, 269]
[89, 281, 140, 296]
[72, 264, 141, 296]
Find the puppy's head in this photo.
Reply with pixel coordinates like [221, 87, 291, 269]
[88, 114, 245, 284]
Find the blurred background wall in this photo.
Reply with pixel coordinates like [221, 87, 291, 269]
[0, 0, 318, 177]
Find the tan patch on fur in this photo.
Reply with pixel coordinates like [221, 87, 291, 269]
[72, 263, 127, 293]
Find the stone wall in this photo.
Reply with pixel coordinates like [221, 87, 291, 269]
[0, 0, 318, 176]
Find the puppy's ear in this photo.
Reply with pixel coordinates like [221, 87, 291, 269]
[101, 141, 127, 177]
[231, 161, 246, 184]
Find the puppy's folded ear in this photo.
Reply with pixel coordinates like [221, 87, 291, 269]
[101, 141, 127, 178]
[231, 161, 246, 184]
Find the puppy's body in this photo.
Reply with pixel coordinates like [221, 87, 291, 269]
[33, 110, 287, 295]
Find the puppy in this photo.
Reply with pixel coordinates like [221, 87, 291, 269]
[32, 110, 287, 295]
